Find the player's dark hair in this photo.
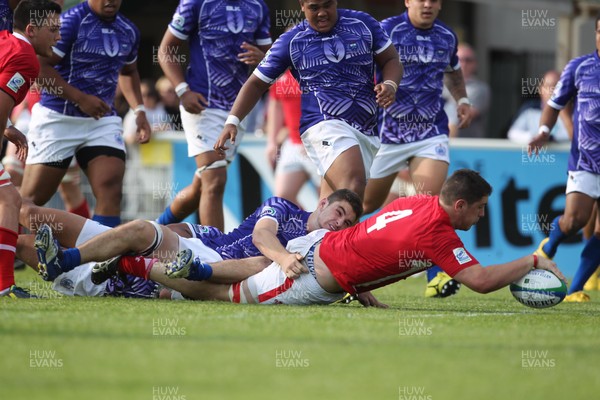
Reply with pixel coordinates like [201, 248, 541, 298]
[13, 0, 62, 32]
[440, 169, 492, 205]
[326, 189, 363, 221]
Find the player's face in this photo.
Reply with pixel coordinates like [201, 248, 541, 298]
[88, 0, 122, 20]
[456, 196, 488, 231]
[405, 0, 442, 29]
[31, 13, 61, 57]
[300, 0, 338, 33]
[317, 200, 357, 231]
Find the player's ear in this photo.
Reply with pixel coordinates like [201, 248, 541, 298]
[24, 23, 36, 38]
[319, 197, 329, 210]
[455, 199, 466, 211]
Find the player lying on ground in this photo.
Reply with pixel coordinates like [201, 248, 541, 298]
[22, 190, 361, 297]
[114, 169, 567, 306]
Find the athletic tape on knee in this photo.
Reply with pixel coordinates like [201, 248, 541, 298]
[140, 221, 164, 257]
[194, 159, 229, 179]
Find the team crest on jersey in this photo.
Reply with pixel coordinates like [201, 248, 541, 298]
[6, 72, 25, 93]
[453, 247, 472, 265]
[172, 13, 185, 30]
[323, 36, 345, 63]
[102, 29, 120, 57]
[227, 8, 244, 34]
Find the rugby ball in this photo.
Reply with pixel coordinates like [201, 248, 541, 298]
[510, 269, 567, 308]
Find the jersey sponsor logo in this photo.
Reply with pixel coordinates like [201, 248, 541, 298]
[6, 72, 25, 93]
[416, 35, 431, 41]
[172, 13, 185, 30]
[323, 36, 345, 63]
[226, 5, 241, 11]
[453, 247, 472, 265]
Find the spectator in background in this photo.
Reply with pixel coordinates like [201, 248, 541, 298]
[155, 76, 182, 131]
[508, 70, 571, 144]
[444, 43, 491, 138]
[265, 69, 319, 208]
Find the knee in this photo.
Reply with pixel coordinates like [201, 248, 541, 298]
[19, 199, 37, 228]
[127, 219, 152, 238]
[201, 173, 227, 196]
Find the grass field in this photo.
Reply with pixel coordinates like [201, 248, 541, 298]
[2, 267, 599, 400]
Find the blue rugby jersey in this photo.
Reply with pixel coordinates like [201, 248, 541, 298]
[40, 2, 140, 117]
[379, 12, 459, 144]
[168, 0, 271, 111]
[549, 53, 600, 174]
[254, 9, 392, 136]
[188, 197, 311, 259]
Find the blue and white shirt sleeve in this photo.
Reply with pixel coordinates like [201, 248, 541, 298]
[364, 13, 392, 55]
[168, 0, 200, 41]
[255, 1, 272, 46]
[124, 24, 141, 65]
[254, 31, 293, 84]
[548, 58, 579, 110]
[446, 32, 460, 71]
[256, 197, 296, 227]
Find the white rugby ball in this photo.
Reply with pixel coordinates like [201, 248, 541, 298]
[510, 269, 567, 308]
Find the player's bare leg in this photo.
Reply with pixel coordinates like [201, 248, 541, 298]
[78, 220, 180, 263]
[408, 157, 448, 197]
[274, 170, 310, 207]
[20, 164, 68, 205]
[197, 151, 227, 231]
[85, 156, 125, 220]
[363, 173, 398, 214]
[319, 146, 367, 200]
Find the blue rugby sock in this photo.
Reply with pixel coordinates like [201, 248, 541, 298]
[187, 260, 213, 281]
[156, 206, 178, 225]
[568, 236, 600, 294]
[61, 248, 81, 272]
[93, 215, 121, 228]
[427, 265, 443, 282]
[542, 216, 566, 258]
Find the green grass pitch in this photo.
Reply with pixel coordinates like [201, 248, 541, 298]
[2, 267, 599, 400]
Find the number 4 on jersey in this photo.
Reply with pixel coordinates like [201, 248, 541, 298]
[367, 210, 413, 233]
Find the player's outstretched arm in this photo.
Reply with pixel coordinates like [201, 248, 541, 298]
[453, 255, 565, 294]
